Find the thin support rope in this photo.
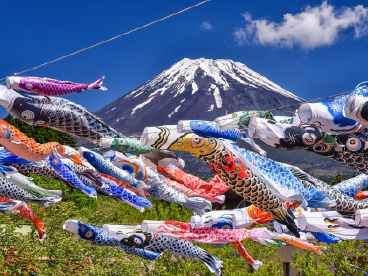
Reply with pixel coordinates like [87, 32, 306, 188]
[0, 0, 213, 82]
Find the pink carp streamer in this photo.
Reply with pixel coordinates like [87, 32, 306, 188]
[163, 176, 225, 204]
[158, 165, 229, 197]
[142, 221, 326, 254]
[0, 197, 45, 242]
[6, 76, 107, 96]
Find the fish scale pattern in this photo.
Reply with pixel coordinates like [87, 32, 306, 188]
[9, 91, 123, 142]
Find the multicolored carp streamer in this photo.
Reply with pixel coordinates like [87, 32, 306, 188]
[99, 175, 152, 211]
[6, 76, 107, 97]
[178, 120, 241, 142]
[225, 142, 331, 207]
[0, 148, 36, 165]
[0, 164, 62, 198]
[247, 117, 368, 174]
[79, 147, 146, 194]
[0, 197, 46, 242]
[142, 220, 326, 254]
[162, 176, 225, 204]
[232, 241, 263, 270]
[0, 198, 21, 213]
[215, 110, 275, 131]
[332, 174, 368, 198]
[0, 119, 80, 162]
[100, 137, 160, 154]
[140, 126, 299, 237]
[298, 82, 368, 134]
[0, 85, 123, 142]
[63, 220, 161, 261]
[297, 211, 368, 240]
[343, 87, 368, 128]
[3, 160, 74, 188]
[158, 164, 229, 198]
[103, 224, 223, 276]
[355, 191, 368, 201]
[49, 155, 97, 198]
[286, 164, 368, 213]
[0, 171, 60, 207]
[104, 150, 212, 214]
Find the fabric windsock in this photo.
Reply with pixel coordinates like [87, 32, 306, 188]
[274, 234, 326, 255]
[177, 120, 240, 142]
[343, 93, 368, 128]
[6, 76, 107, 97]
[215, 110, 275, 131]
[297, 211, 368, 240]
[332, 174, 368, 198]
[63, 220, 161, 261]
[232, 241, 262, 270]
[0, 148, 36, 165]
[0, 165, 62, 198]
[298, 82, 368, 134]
[102, 224, 223, 276]
[355, 209, 368, 227]
[99, 137, 160, 154]
[355, 191, 368, 201]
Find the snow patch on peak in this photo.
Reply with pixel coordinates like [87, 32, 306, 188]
[131, 97, 154, 115]
[168, 105, 181, 118]
[191, 82, 198, 94]
[212, 86, 222, 108]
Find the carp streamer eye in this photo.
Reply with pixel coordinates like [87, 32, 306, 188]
[191, 135, 205, 148]
[346, 138, 361, 151]
[52, 159, 59, 165]
[25, 83, 33, 89]
[134, 237, 142, 245]
[21, 110, 35, 120]
[118, 139, 126, 146]
[85, 230, 93, 238]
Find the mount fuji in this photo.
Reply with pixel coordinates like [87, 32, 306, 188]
[95, 58, 303, 135]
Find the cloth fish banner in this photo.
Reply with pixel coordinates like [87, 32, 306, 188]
[145, 172, 212, 215]
[355, 191, 368, 201]
[63, 220, 162, 261]
[286, 164, 368, 213]
[103, 149, 212, 214]
[163, 176, 225, 204]
[332, 174, 368, 198]
[0, 171, 61, 207]
[232, 241, 263, 270]
[99, 175, 152, 211]
[215, 110, 275, 131]
[177, 120, 241, 142]
[6, 76, 107, 97]
[157, 164, 229, 198]
[49, 155, 97, 198]
[102, 224, 223, 276]
[142, 220, 326, 254]
[355, 209, 368, 227]
[0, 197, 46, 242]
[140, 126, 299, 237]
[101, 173, 144, 196]
[0, 85, 123, 142]
[0, 119, 80, 162]
[0, 164, 62, 198]
[224, 142, 331, 207]
[0, 198, 21, 213]
[79, 147, 147, 195]
[247, 117, 368, 174]
[297, 211, 368, 240]
[100, 138, 160, 154]
[3, 160, 75, 188]
[0, 148, 36, 165]
[298, 82, 368, 134]
[343, 92, 368, 129]
[310, 232, 341, 244]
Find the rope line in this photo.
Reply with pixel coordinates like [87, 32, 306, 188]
[0, 0, 213, 82]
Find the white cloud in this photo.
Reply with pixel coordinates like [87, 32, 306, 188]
[235, 2, 368, 49]
[201, 21, 213, 30]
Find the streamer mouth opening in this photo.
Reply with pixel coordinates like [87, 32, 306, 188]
[63, 220, 79, 234]
[296, 214, 307, 231]
[140, 128, 149, 146]
[298, 103, 313, 124]
[99, 138, 114, 148]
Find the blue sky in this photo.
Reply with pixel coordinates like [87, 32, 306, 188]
[0, 0, 367, 119]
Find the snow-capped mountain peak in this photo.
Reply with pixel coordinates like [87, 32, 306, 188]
[95, 58, 303, 134]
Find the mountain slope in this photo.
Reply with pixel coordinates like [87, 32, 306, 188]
[95, 58, 303, 135]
